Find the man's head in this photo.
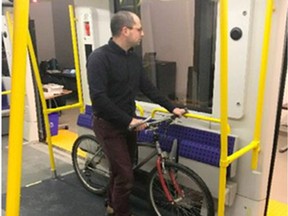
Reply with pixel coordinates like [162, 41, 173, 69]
[110, 11, 144, 50]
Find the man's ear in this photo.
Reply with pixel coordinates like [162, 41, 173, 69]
[122, 26, 130, 36]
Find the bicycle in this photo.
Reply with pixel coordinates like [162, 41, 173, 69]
[71, 114, 215, 216]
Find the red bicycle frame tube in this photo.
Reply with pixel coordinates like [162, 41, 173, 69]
[156, 157, 174, 203]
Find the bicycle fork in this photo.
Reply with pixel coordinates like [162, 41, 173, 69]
[156, 157, 184, 205]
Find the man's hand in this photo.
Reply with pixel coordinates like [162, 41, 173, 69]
[172, 108, 187, 117]
[129, 118, 147, 131]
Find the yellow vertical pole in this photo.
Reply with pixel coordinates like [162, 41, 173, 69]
[27, 30, 57, 176]
[5, 0, 30, 215]
[251, 0, 274, 170]
[218, 0, 229, 215]
[69, 5, 84, 113]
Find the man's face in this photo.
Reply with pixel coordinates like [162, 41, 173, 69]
[126, 14, 144, 47]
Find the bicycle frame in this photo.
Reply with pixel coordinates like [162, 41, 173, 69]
[135, 128, 184, 205]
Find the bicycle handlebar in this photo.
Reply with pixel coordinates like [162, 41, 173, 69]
[128, 114, 178, 131]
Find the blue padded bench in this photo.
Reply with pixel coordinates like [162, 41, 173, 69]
[161, 124, 235, 167]
[138, 123, 237, 177]
[77, 105, 93, 129]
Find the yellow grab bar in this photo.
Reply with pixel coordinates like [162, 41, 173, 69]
[1, 90, 11, 95]
[46, 102, 83, 114]
[150, 107, 230, 133]
[69, 5, 84, 113]
[252, 0, 274, 170]
[5, 0, 30, 215]
[26, 25, 58, 176]
[227, 140, 259, 164]
[150, 107, 168, 117]
[218, 0, 229, 214]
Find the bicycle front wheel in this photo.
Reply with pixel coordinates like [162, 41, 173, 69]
[148, 161, 214, 216]
[71, 134, 110, 195]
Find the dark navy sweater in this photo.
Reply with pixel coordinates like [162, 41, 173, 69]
[87, 39, 175, 128]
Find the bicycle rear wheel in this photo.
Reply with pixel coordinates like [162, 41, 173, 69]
[71, 134, 109, 195]
[148, 161, 214, 216]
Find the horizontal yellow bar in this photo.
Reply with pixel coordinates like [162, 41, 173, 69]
[46, 102, 82, 114]
[185, 113, 221, 124]
[227, 140, 259, 164]
[185, 113, 231, 133]
[150, 107, 231, 133]
[1, 90, 11, 95]
[151, 107, 168, 117]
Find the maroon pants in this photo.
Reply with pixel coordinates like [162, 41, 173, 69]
[93, 116, 137, 216]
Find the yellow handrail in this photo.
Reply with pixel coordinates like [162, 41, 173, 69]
[69, 5, 85, 113]
[1, 90, 11, 95]
[227, 140, 259, 164]
[46, 103, 83, 114]
[218, 0, 229, 215]
[150, 107, 167, 117]
[5, 1, 30, 216]
[26, 21, 58, 176]
[150, 107, 230, 132]
[251, 0, 274, 170]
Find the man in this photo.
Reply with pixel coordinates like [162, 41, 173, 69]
[87, 11, 186, 216]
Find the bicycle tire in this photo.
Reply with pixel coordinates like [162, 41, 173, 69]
[148, 161, 215, 216]
[71, 134, 109, 195]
